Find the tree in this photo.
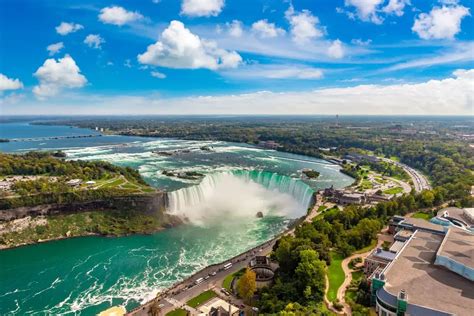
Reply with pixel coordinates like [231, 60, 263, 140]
[237, 268, 257, 303]
[420, 190, 435, 207]
[149, 300, 162, 316]
[294, 249, 326, 302]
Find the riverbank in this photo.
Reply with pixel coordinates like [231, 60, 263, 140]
[0, 209, 183, 250]
[0, 190, 181, 250]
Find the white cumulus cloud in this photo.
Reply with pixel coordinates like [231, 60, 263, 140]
[55, 22, 83, 35]
[327, 39, 345, 59]
[251, 20, 285, 38]
[33, 55, 87, 99]
[344, 0, 384, 23]
[46, 42, 64, 56]
[412, 4, 470, 40]
[227, 20, 243, 37]
[137, 20, 242, 70]
[84, 34, 105, 49]
[151, 71, 166, 79]
[99, 6, 143, 26]
[383, 0, 411, 16]
[181, 0, 224, 17]
[285, 5, 324, 43]
[0, 74, 23, 92]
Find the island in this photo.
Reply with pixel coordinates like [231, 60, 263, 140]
[302, 169, 320, 179]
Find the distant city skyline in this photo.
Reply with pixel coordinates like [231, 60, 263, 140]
[1, 0, 473, 115]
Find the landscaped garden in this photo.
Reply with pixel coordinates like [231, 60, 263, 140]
[166, 308, 188, 316]
[186, 290, 217, 308]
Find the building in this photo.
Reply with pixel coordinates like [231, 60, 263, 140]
[435, 227, 474, 281]
[249, 256, 275, 288]
[66, 179, 82, 187]
[389, 216, 446, 235]
[198, 297, 239, 316]
[364, 248, 397, 276]
[393, 229, 412, 242]
[343, 153, 379, 163]
[370, 227, 474, 316]
[431, 207, 474, 231]
[339, 192, 367, 205]
[323, 187, 367, 205]
[323, 186, 390, 206]
[388, 215, 405, 234]
[388, 240, 404, 254]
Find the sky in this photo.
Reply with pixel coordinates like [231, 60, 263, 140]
[0, 0, 473, 115]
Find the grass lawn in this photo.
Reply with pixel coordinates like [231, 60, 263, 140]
[102, 177, 125, 188]
[383, 187, 404, 195]
[121, 183, 138, 189]
[327, 252, 345, 302]
[186, 290, 217, 308]
[222, 268, 245, 291]
[412, 212, 432, 220]
[166, 308, 188, 316]
[222, 273, 235, 291]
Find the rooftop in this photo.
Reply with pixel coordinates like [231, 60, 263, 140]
[437, 227, 474, 270]
[394, 229, 413, 240]
[198, 297, 239, 315]
[389, 240, 405, 253]
[401, 217, 446, 234]
[382, 230, 474, 315]
[369, 248, 397, 261]
[437, 207, 474, 226]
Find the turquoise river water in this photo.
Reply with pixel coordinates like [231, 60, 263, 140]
[0, 122, 353, 315]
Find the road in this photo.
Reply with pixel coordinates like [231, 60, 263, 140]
[379, 157, 431, 192]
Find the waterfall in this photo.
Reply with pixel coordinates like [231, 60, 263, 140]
[167, 170, 314, 218]
[231, 170, 314, 207]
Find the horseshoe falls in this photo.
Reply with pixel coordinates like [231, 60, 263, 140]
[168, 170, 314, 224]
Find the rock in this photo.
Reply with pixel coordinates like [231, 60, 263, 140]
[256, 211, 264, 218]
[66, 230, 71, 237]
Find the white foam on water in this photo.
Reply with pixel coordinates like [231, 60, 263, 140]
[168, 170, 312, 225]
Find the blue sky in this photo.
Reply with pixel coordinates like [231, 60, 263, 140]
[0, 0, 473, 115]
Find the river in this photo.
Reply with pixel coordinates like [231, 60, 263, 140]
[0, 122, 353, 315]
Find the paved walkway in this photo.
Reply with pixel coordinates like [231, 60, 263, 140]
[330, 229, 389, 315]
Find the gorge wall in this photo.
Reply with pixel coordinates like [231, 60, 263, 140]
[0, 192, 168, 222]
